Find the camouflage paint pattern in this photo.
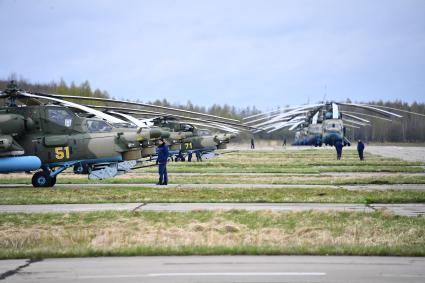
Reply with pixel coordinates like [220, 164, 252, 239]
[0, 105, 168, 165]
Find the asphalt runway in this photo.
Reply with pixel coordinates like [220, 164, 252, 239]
[1, 202, 424, 216]
[2, 183, 425, 190]
[367, 146, 425, 162]
[1, 256, 424, 283]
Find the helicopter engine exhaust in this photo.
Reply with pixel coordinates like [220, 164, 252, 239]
[0, 156, 41, 173]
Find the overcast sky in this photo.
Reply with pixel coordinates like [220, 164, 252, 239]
[0, 0, 424, 110]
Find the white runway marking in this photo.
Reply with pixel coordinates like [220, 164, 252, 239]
[80, 272, 327, 279]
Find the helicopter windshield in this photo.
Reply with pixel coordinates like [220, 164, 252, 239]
[86, 119, 113, 133]
[197, 129, 211, 136]
[182, 124, 194, 132]
[47, 108, 73, 127]
[326, 123, 342, 131]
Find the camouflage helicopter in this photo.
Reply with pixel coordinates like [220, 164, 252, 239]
[25, 94, 254, 161]
[147, 116, 237, 161]
[0, 81, 170, 187]
[80, 107, 242, 161]
[243, 101, 420, 147]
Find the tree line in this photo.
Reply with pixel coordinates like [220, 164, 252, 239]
[1, 77, 424, 142]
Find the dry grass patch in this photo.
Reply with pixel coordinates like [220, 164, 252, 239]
[0, 210, 424, 258]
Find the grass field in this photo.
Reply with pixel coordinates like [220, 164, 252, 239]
[0, 149, 425, 187]
[0, 148, 424, 258]
[2, 174, 425, 185]
[1, 210, 424, 258]
[1, 187, 425, 204]
[1, 149, 424, 185]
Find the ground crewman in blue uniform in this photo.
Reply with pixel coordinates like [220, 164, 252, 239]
[335, 140, 343, 160]
[357, 140, 365, 161]
[156, 138, 169, 185]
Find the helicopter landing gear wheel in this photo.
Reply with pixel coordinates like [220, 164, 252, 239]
[32, 171, 53, 187]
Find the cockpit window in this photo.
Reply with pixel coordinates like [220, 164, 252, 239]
[325, 112, 333, 119]
[198, 129, 211, 136]
[182, 124, 194, 132]
[47, 108, 73, 127]
[326, 123, 342, 131]
[86, 119, 113, 132]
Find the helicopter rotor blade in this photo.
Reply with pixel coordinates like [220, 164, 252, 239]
[243, 112, 283, 125]
[243, 109, 283, 120]
[332, 103, 339, 119]
[343, 123, 361, 129]
[342, 118, 369, 126]
[107, 111, 149, 127]
[342, 112, 370, 123]
[248, 104, 325, 128]
[85, 104, 255, 131]
[243, 103, 325, 121]
[17, 91, 128, 124]
[185, 121, 240, 134]
[260, 116, 306, 133]
[341, 111, 393, 122]
[338, 102, 403, 118]
[311, 111, 319, 124]
[33, 92, 240, 123]
[250, 110, 307, 128]
[264, 122, 293, 133]
[367, 104, 425, 118]
[288, 120, 305, 131]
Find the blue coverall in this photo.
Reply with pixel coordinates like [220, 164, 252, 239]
[357, 142, 365, 160]
[156, 144, 169, 185]
[335, 141, 343, 160]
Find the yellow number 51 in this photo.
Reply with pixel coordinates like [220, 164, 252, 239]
[55, 146, 70, 160]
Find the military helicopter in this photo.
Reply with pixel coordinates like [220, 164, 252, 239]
[82, 107, 241, 161]
[0, 81, 170, 187]
[0, 81, 251, 186]
[148, 116, 237, 161]
[243, 101, 420, 147]
[24, 94, 254, 161]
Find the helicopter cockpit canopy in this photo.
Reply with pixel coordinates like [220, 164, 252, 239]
[47, 108, 74, 128]
[325, 121, 342, 131]
[182, 124, 195, 132]
[197, 129, 212, 136]
[86, 119, 113, 133]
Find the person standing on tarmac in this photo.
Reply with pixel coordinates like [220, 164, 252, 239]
[195, 151, 203, 162]
[251, 137, 255, 149]
[357, 140, 365, 161]
[156, 138, 169, 185]
[335, 140, 343, 160]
